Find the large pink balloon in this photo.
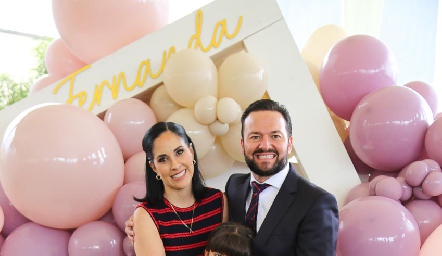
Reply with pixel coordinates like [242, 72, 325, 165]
[405, 199, 442, 244]
[44, 38, 86, 77]
[350, 86, 433, 171]
[0, 182, 30, 237]
[52, 0, 169, 64]
[0, 103, 124, 229]
[319, 35, 398, 121]
[68, 221, 125, 256]
[112, 181, 146, 232]
[104, 98, 157, 160]
[405, 81, 438, 117]
[425, 118, 442, 166]
[338, 196, 421, 256]
[1, 222, 70, 256]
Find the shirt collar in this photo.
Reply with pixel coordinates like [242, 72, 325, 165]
[250, 164, 290, 189]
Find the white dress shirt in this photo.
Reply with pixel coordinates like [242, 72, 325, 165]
[245, 164, 290, 232]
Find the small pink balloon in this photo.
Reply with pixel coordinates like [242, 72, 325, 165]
[52, 0, 169, 63]
[425, 118, 442, 166]
[124, 151, 146, 184]
[343, 182, 370, 206]
[405, 199, 442, 244]
[2, 222, 70, 256]
[350, 86, 433, 171]
[406, 160, 431, 186]
[422, 171, 442, 196]
[396, 177, 413, 202]
[123, 236, 135, 256]
[337, 196, 420, 256]
[375, 177, 402, 201]
[68, 221, 124, 256]
[320, 35, 398, 121]
[422, 159, 442, 172]
[44, 38, 86, 77]
[413, 186, 432, 200]
[104, 98, 157, 160]
[369, 175, 388, 196]
[368, 169, 399, 182]
[0, 104, 124, 229]
[112, 181, 146, 232]
[28, 74, 63, 94]
[405, 81, 438, 117]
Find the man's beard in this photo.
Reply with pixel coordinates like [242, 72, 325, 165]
[244, 149, 288, 177]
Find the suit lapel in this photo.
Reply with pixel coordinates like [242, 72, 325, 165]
[254, 165, 299, 245]
[237, 175, 251, 222]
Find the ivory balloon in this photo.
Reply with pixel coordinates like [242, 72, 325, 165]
[149, 85, 182, 121]
[199, 139, 235, 178]
[194, 95, 218, 125]
[209, 120, 230, 136]
[220, 122, 244, 162]
[163, 49, 218, 108]
[219, 52, 267, 109]
[217, 97, 242, 124]
[167, 108, 215, 158]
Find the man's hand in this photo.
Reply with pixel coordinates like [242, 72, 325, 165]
[125, 215, 135, 244]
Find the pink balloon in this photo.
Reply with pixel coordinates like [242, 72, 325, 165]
[425, 118, 442, 166]
[343, 182, 370, 206]
[99, 210, 117, 226]
[375, 177, 402, 201]
[0, 183, 30, 237]
[124, 151, 146, 184]
[368, 169, 398, 182]
[413, 186, 432, 200]
[405, 160, 431, 186]
[396, 177, 413, 202]
[28, 74, 63, 94]
[44, 38, 86, 77]
[319, 35, 398, 120]
[0, 104, 124, 229]
[368, 175, 388, 195]
[405, 199, 442, 244]
[2, 222, 70, 256]
[68, 221, 125, 256]
[104, 98, 157, 160]
[343, 137, 374, 175]
[337, 196, 420, 256]
[349, 86, 433, 171]
[123, 236, 135, 256]
[405, 81, 438, 117]
[422, 158, 442, 172]
[112, 181, 146, 232]
[52, 0, 169, 63]
[422, 171, 442, 196]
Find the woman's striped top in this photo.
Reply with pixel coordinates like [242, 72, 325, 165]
[137, 187, 224, 256]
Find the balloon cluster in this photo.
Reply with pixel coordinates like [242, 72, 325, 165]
[302, 25, 442, 256]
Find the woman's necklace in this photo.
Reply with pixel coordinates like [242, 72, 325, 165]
[168, 202, 196, 233]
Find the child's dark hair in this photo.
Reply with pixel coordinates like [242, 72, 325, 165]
[205, 222, 254, 256]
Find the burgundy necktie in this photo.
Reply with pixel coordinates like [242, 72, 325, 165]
[245, 181, 270, 232]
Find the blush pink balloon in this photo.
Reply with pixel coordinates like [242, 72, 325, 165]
[337, 196, 421, 256]
[99, 210, 117, 226]
[422, 171, 442, 196]
[68, 221, 125, 256]
[0, 103, 124, 229]
[405, 81, 438, 117]
[123, 236, 135, 256]
[44, 38, 86, 77]
[349, 86, 433, 171]
[319, 35, 398, 121]
[343, 182, 370, 206]
[1, 222, 70, 256]
[405, 199, 442, 244]
[396, 177, 413, 202]
[28, 74, 63, 95]
[112, 181, 146, 232]
[425, 118, 442, 166]
[124, 151, 146, 184]
[406, 160, 431, 186]
[413, 186, 432, 200]
[375, 177, 403, 201]
[52, 0, 169, 63]
[422, 158, 442, 172]
[343, 137, 374, 175]
[369, 175, 388, 196]
[0, 182, 30, 237]
[368, 169, 399, 182]
[104, 98, 157, 160]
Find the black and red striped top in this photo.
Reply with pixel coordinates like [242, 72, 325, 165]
[137, 187, 224, 256]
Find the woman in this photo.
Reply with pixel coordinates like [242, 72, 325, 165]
[133, 121, 229, 256]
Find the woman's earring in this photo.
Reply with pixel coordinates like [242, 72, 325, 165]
[193, 159, 196, 165]
[155, 174, 161, 180]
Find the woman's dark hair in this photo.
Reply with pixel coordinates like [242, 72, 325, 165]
[205, 222, 254, 256]
[134, 122, 206, 205]
[241, 99, 292, 137]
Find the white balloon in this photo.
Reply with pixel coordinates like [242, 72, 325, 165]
[199, 139, 235, 179]
[220, 122, 244, 162]
[209, 120, 229, 136]
[217, 97, 242, 124]
[194, 95, 218, 125]
[149, 85, 182, 121]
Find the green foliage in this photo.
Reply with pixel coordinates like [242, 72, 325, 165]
[0, 37, 51, 111]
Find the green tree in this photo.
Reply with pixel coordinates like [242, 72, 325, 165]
[0, 37, 51, 111]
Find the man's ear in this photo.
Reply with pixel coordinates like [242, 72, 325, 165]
[287, 136, 293, 154]
[241, 138, 245, 155]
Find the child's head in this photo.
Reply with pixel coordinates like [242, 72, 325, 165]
[205, 222, 254, 256]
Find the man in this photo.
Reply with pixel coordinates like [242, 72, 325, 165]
[125, 99, 338, 256]
[225, 99, 338, 256]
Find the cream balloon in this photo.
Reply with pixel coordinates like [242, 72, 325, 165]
[219, 52, 267, 109]
[217, 97, 242, 124]
[199, 139, 235, 179]
[167, 108, 215, 158]
[220, 122, 244, 162]
[194, 95, 218, 125]
[163, 49, 218, 108]
[209, 120, 229, 136]
[149, 85, 182, 122]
